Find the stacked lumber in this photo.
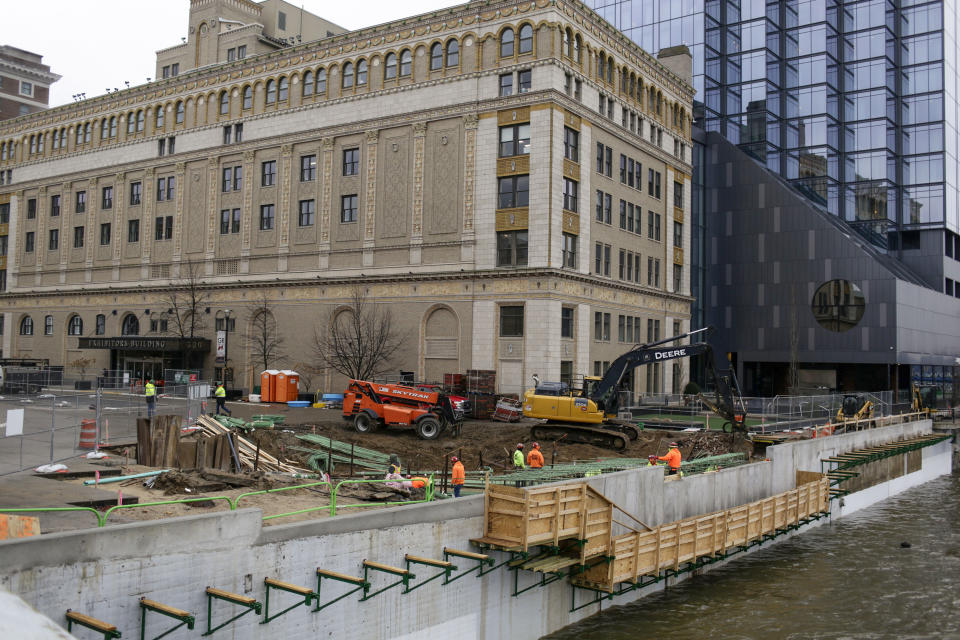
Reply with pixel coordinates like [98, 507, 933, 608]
[137, 416, 183, 467]
[196, 415, 307, 474]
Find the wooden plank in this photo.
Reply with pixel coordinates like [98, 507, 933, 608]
[205, 587, 257, 605]
[66, 611, 117, 633]
[404, 554, 451, 569]
[316, 568, 367, 585]
[363, 560, 410, 576]
[264, 579, 313, 596]
[140, 598, 192, 618]
[443, 547, 489, 561]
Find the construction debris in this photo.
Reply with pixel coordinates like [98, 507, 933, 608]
[293, 434, 391, 473]
[152, 469, 277, 495]
[196, 415, 308, 474]
[492, 398, 523, 422]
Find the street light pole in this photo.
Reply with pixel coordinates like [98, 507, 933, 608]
[224, 309, 232, 389]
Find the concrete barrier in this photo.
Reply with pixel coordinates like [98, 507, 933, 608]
[0, 419, 950, 640]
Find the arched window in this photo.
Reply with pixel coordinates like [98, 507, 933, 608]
[265, 79, 276, 104]
[219, 91, 229, 115]
[242, 86, 252, 109]
[278, 76, 288, 101]
[500, 27, 515, 57]
[100, 120, 109, 139]
[95, 314, 106, 335]
[342, 62, 354, 88]
[446, 39, 459, 67]
[574, 35, 582, 63]
[399, 50, 412, 77]
[44, 315, 54, 335]
[649, 86, 656, 111]
[84, 122, 91, 142]
[356, 60, 368, 86]
[656, 91, 662, 115]
[155, 106, 164, 129]
[607, 58, 613, 83]
[136, 110, 144, 132]
[563, 28, 571, 57]
[317, 68, 327, 94]
[175, 101, 184, 124]
[68, 315, 83, 336]
[302, 70, 314, 96]
[110, 116, 118, 136]
[518, 24, 533, 54]
[29, 135, 35, 154]
[384, 53, 397, 80]
[127, 112, 135, 135]
[598, 54, 605, 81]
[430, 43, 443, 71]
[121, 314, 139, 336]
[19, 316, 33, 336]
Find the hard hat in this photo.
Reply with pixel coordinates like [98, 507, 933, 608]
[451, 456, 458, 462]
[532, 442, 540, 449]
[648, 454, 657, 459]
[517, 443, 524, 449]
[669, 442, 679, 447]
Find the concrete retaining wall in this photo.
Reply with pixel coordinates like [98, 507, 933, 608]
[0, 420, 950, 640]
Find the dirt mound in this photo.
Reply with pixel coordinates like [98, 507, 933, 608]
[152, 469, 278, 495]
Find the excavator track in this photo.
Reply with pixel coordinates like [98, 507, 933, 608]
[530, 422, 629, 451]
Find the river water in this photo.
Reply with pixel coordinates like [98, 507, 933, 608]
[546, 475, 960, 640]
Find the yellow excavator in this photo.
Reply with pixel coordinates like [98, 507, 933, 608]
[835, 394, 874, 427]
[911, 383, 939, 418]
[522, 327, 747, 450]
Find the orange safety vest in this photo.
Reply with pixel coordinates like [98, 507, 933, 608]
[410, 477, 429, 489]
[451, 461, 465, 485]
[658, 448, 682, 470]
[527, 448, 545, 469]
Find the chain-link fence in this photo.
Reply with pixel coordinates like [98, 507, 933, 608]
[0, 379, 213, 476]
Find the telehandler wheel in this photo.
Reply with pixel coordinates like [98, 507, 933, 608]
[416, 416, 442, 440]
[354, 412, 378, 433]
[721, 421, 733, 433]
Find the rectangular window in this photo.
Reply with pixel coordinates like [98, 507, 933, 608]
[619, 199, 626, 229]
[220, 209, 231, 234]
[618, 315, 625, 342]
[127, 219, 139, 243]
[154, 216, 173, 240]
[603, 313, 611, 341]
[342, 148, 359, 176]
[222, 167, 232, 192]
[594, 312, 603, 340]
[223, 126, 232, 145]
[227, 48, 236, 62]
[261, 160, 277, 186]
[73, 226, 84, 248]
[673, 264, 682, 293]
[498, 175, 529, 209]
[674, 181, 684, 208]
[341, 195, 358, 223]
[129, 182, 141, 205]
[50, 194, 61, 216]
[171, 63, 179, 76]
[596, 143, 604, 173]
[626, 317, 634, 343]
[654, 213, 661, 241]
[562, 177, 578, 212]
[562, 232, 577, 268]
[517, 69, 532, 93]
[594, 242, 602, 274]
[101, 186, 113, 209]
[563, 126, 579, 162]
[654, 171, 661, 199]
[237, 45, 246, 59]
[603, 244, 611, 276]
[48, 228, 59, 250]
[499, 123, 531, 157]
[158, 138, 166, 156]
[654, 259, 660, 287]
[595, 190, 604, 222]
[619, 249, 625, 279]
[499, 73, 513, 96]
[259, 204, 275, 230]
[25, 231, 35, 253]
[674, 221, 683, 248]
[20, 80, 33, 97]
[496, 230, 528, 267]
[604, 193, 612, 224]
[500, 306, 524, 337]
[627, 203, 634, 233]
[157, 177, 166, 201]
[278, 10, 286, 30]
[233, 123, 242, 143]
[26, 198, 36, 219]
[560, 360, 573, 387]
[561, 307, 574, 338]
[605, 147, 612, 177]
[626, 251, 633, 281]
[648, 169, 654, 196]
[620, 154, 627, 183]
[231, 208, 241, 233]
[100, 223, 111, 245]
[75, 191, 86, 213]
[300, 154, 317, 181]
[298, 199, 315, 226]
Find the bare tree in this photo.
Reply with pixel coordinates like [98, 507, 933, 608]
[159, 257, 209, 370]
[314, 285, 405, 381]
[246, 290, 285, 373]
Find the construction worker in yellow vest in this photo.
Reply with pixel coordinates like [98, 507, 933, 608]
[215, 382, 231, 416]
[144, 379, 156, 418]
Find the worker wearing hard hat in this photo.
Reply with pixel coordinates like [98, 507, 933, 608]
[527, 442, 544, 469]
[451, 456, 465, 498]
[513, 443, 526, 469]
[658, 442, 683, 475]
[647, 454, 659, 467]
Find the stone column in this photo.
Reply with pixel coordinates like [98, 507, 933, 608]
[84, 177, 98, 280]
[140, 168, 155, 281]
[461, 114, 478, 262]
[35, 186, 47, 275]
[173, 162, 186, 272]
[204, 157, 219, 273]
[410, 122, 427, 265]
[318, 137, 334, 270]
[112, 172, 125, 280]
[240, 149, 255, 274]
[363, 130, 379, 267]
[278, 143, 293, 271]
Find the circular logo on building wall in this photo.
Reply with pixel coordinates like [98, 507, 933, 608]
[811, 279, 866, 332]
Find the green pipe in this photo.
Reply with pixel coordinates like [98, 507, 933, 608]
[82, 469, 170, 485]
[102, 496, 234, 524]
[233, 480, 332, 510]
[0, 506, 104, 528]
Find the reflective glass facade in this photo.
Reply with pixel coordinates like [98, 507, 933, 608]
[586, 0, 958, 245]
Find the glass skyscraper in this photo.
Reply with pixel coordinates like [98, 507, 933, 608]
[586, 0, 959, 289]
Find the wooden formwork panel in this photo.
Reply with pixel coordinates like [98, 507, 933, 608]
[725, 505, 749, 548]
[526, 484, 587, 547]
[484, 484, 527, 546]
[581, 487, 613, 561]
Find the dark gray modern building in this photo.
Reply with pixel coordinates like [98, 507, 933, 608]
[586, 0, 960, 396]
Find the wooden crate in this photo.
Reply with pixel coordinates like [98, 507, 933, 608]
[480, 483, 599, 552]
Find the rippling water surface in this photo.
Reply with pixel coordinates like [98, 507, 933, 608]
[546, 475, 960, 640]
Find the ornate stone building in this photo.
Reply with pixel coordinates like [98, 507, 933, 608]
[0, 0, 693, 397]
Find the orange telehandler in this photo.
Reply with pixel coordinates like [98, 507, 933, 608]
[342, 379, 464, 440]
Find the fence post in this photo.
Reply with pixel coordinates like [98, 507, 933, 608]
[49, 393, 56, 463]
[95, 387, 102, 452]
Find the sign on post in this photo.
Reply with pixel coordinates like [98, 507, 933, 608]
[4, 409, 24, 437]
[215, 330, 226, 364]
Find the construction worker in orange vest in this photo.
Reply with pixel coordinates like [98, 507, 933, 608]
[658, 442, 683, 475]
[527, 442, 544, 469]
[451, 456, 465, 498]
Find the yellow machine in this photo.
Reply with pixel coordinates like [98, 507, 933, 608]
[911, 384, 938, 417]
[835, 395, 874, 424]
